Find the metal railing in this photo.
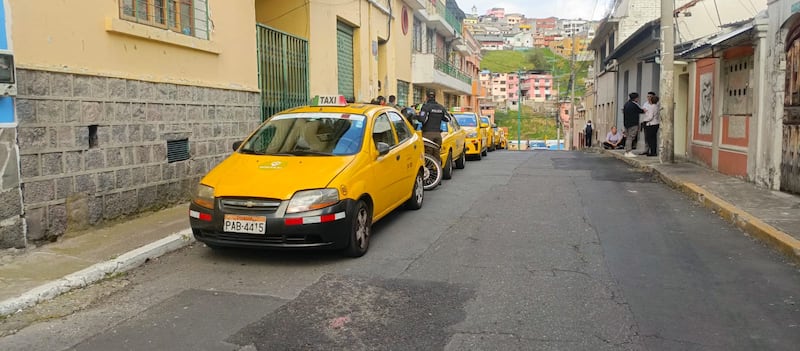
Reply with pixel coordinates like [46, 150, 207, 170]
[427, 1, 462, 36]
[434, 56, 472, 84]
[256, 24, 309, 120]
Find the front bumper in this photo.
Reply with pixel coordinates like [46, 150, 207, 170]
[189, 198, 355, 250]
[465, 138, 481, 155]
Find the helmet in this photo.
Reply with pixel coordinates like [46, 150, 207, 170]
[401, 107, 416, 120]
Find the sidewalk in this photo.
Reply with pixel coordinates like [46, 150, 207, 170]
[0, 204, 194, 316]
[600, 148, 800, 264]
[1, 152, 799, 318]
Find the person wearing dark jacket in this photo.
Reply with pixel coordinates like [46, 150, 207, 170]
[622, 92, 644, 157]
[417, 91, 449, 150]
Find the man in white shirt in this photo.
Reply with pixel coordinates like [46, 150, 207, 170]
[603, 126, 624, 149]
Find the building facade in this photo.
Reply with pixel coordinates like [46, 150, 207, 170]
[5, 0, 261, 248]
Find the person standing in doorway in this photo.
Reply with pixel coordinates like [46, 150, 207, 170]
[622, 92, 644, 157]
[641, 94, 661, 156]
[584, 120, 593, 148]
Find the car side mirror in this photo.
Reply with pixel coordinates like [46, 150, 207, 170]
[376, 142, 391, 156]
[232, 140, 243, 151]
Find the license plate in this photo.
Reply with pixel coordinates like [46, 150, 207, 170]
[223, 214, 266, 234]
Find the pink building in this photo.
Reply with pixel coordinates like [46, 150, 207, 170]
[522, 73, 554, 102]
[486, 7, 505, 19]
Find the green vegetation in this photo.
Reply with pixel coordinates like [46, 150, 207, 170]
[480, 48, 591, 97]
[493, 105, 561, 141]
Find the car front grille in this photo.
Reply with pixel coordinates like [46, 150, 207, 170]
[220, 198, 282, 212]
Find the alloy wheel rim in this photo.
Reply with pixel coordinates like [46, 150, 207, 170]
[355, 207, 368, 249]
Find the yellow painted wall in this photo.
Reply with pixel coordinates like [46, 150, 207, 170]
[391, 1, 413, 99]
[256, 0, 310, 39]
[306, 0, 391, 102]
[11, 0, 259, 92]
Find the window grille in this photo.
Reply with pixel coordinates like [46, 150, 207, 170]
[120, 0, 209, 39]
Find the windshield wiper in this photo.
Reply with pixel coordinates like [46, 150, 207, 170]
[238, 148, 265, 155]
[281, 150, 333, 156]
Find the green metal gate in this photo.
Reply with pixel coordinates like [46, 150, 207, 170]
[337, 22, 355, 101]
[257, 24, 309, 120]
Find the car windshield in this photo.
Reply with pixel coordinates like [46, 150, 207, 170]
[481, 117, 490, 124]
[454, 114, 477, 127]
[239, 113, 366, 156]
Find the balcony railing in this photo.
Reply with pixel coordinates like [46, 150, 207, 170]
[427, 0, 462, 36]
[434, 56, 472, 84]
[439, 1, 462, 35]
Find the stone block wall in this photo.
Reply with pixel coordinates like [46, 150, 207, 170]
[11, 69, 261, 245]
[0, 128, 25, 248]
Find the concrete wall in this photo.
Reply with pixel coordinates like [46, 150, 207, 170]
[14, 70, 260, 242]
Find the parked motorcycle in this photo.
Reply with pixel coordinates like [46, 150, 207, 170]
[402, 107, 442, 191]
[422, 137, 442, 190]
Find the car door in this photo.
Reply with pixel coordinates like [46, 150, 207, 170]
[369, 112, 402, 219]
[450, 117, 465, 158]
[388, 111, 419, 206]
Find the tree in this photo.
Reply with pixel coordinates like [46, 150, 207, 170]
[527, 50, 548, 70]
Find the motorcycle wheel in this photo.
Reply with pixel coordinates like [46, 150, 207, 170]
[422, 153, 442, 190]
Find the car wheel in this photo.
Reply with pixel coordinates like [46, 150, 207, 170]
[443, 150, 453, 180]
[345, 200, 371, 257]
[405, 169, 424, 210]
[481, 146, 488, 156]
[455, 148, 466, 169]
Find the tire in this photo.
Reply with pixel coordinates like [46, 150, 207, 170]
[481, 145, 488, 156]
[405, 169, 424, 210]
[422, 153, 442, 190]
[345, 200, 371, 257]
[442, 150, 453, 180]
[455, 147, 466, 169]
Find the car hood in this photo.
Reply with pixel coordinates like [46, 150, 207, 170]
[202, 153, 355, 199]
[462, 126, 478, 134]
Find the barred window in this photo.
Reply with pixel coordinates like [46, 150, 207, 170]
[397, 80, 410, 107]
[120, 0, 209, 39]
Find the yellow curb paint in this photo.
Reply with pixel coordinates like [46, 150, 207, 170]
[683, 183, 800, 263]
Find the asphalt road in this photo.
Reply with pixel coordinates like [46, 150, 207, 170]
[1, 151, 798, 351]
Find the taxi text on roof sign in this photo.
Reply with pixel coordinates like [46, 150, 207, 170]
[311, 95, 348, 107]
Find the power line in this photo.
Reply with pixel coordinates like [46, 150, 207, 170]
[712, 0, 723, 27]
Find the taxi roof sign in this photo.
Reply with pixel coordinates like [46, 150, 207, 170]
[450, 106, 463, 112]
[310, 95, 348, 107]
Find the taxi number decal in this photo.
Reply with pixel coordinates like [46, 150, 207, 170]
[224, 215, 266, 235]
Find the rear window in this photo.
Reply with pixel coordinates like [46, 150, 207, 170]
[454, 114, 477, 127]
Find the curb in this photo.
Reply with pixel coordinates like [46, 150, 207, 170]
[599, 149, 800, 264]
[0, 229, 195, 317]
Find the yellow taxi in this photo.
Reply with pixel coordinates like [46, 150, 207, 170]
[439, 112, 467, 179]
[491, 123, 504, 150]
[189, 95, 425, 257]
[481, 116, 495, 152]
[453, 112, 488, 160]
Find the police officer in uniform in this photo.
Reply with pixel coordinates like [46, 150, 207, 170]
[417, 91, 449, 153]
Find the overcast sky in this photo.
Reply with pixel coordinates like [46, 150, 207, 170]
[454, 0, 614, 20]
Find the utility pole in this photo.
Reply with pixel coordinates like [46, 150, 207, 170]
[517, 68, 522, 150]
[567, 28, 578, 150]
[659, 0, 675, 162]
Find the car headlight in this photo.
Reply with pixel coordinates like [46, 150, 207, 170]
[286, 189, 340, 214]
[467, 131, 477, 138]
[193, 184, 215, 209]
